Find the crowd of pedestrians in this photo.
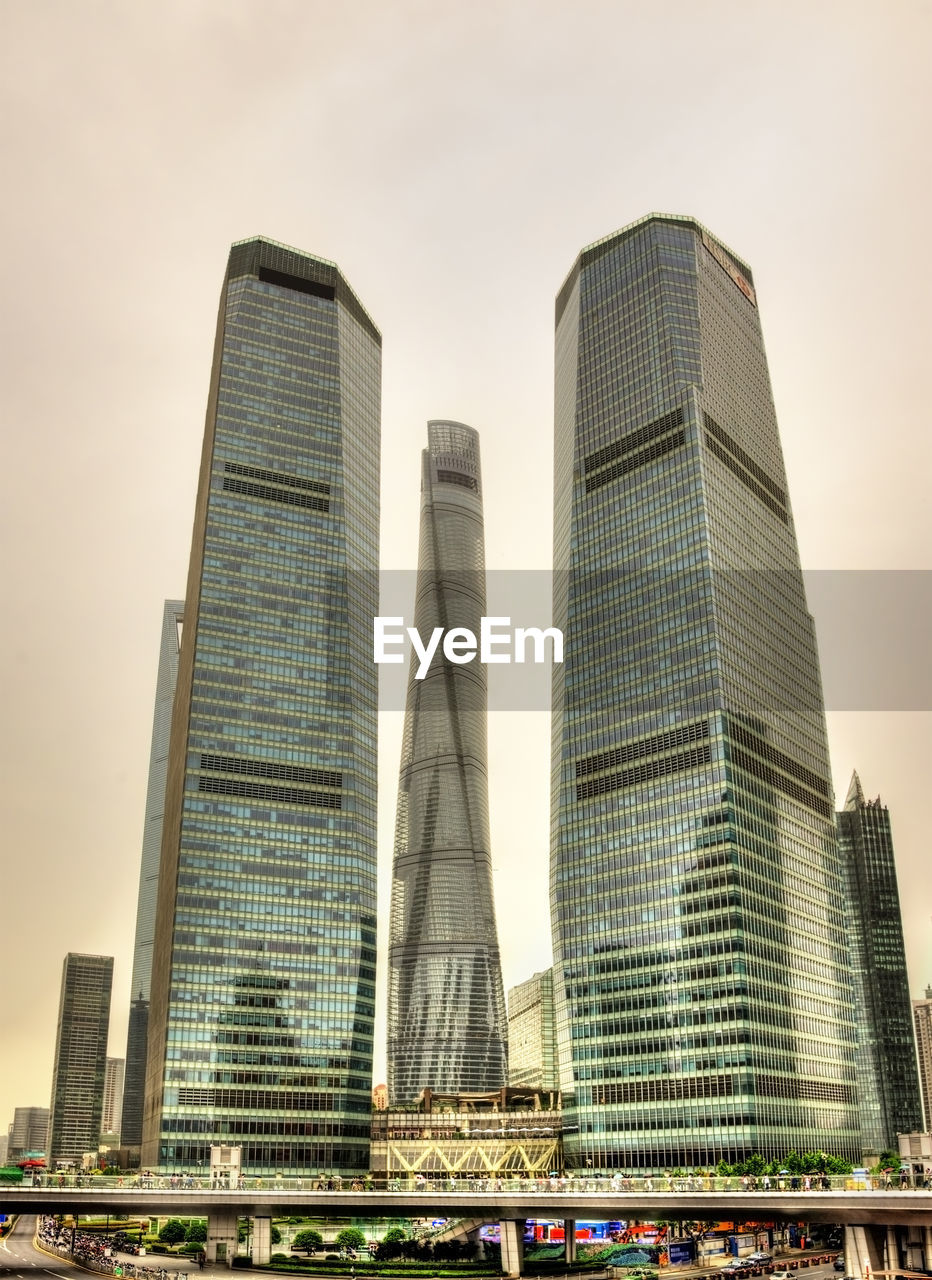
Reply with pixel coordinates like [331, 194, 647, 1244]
[38, 1217, 191, 1280]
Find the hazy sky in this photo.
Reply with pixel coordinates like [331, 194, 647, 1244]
[1, 0, 930, 1131]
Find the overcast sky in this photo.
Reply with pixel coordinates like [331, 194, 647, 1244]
[1, 0, 929, 1131]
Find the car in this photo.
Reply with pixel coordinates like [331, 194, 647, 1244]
[834, 1260, 845, 1272]
[748, 1255, 773, 1265]
[771, 1270, 793, 1279]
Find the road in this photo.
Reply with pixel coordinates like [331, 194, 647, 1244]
[0, 1220, 198, 1280]
[0, 1217, 80, 1280]
[0, 1217, 847, 1280]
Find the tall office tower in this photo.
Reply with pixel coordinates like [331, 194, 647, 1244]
[837, 773, 923, 1152]
[550, 214, 860, 1171]
[7, 1106, 50, 1161]
[121, 599, 183, 1150]
[913, 987, 932, 1131]
[387, 421, 507, 1102]
[101, 1058, 125, 1136]
[142, 238, 380, 1173]
[507, 969, 559, 1092]
[47, 954, 113, 1168]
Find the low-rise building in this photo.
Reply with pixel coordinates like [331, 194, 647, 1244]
[370, 1086, 562, 1179]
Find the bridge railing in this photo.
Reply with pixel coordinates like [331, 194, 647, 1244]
[15, 1173, 924, 1194]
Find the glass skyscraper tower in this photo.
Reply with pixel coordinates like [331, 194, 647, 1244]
[122, 598, 183, 1149]
[550, 214, 860, 1170]
[837, 772, 922, 1152]
[387, 421, 507, 1102]
[48, 953, 113, 1168]
[142, 238, 380, 1173]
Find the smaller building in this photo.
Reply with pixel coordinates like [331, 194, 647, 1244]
[101, 1058, 124, 1139]
[898, 1131, 932, 1181]
[47, 953, 113, 1168]
[913, 987, 932, 1131]
[837, 774, 923, 1153]
[507, 969, 558, 1092]
[370, 1086, 562, 1179]
[8, 1106, 50, 1163]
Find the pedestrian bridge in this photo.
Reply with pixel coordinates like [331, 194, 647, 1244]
[3, 1181, 932, 1225]
[5, 1184, 932, 1279]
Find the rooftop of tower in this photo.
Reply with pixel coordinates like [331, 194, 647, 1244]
[843, 769, 885, 811]
[555, 213, 754, 325]
[227, 235, 380, 343]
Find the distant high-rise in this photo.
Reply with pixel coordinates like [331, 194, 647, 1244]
[837, 772, 923, 1151]
[507, 969, 558, 1093]
[387, 421, 507, 1102]
[102, 1058, 125, 1137]
[142, 238, 380, 1174]
[47, 954, 113, 1168]
[8, 1105, 49, 1162]
[913, 987, 932, 1131]
[550, 214, 860, 1170]
[121, 599, 183, 1149]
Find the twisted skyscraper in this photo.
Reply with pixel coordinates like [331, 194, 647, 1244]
[388, 421, 507, 1102]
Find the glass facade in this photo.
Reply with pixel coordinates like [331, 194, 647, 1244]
[122, 598, 183, 1148]
[507, 968, 559, 1092]
[551, 214, 860, 1170]
[387, 422, 507, 1102]
[837, 772, 923, 1152]
[142, 239, 380, 1174]
[48, 953, 113, 1167]
[913, 989, 932, 1132]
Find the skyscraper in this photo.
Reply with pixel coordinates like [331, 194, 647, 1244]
[507, 969, 559, 1093]
[47, 953, 113, 1168]
[121, 599, 183, 1150]
[913, 987, 932, 1131]
[102, 1058, 125, 1137]
[7, 1106, 50, 1162]
[142, 238, 380, 1174]
[550, 214, 860, 1170]
[387, 421, 507, 1102]
[837, 772, 923, 1152]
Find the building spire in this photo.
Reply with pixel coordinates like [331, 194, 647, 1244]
[844, 769, 866, 810]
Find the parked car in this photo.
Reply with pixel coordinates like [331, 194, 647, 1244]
[771, 1270, 793, 1279]
[748, 1255, 773, 1264]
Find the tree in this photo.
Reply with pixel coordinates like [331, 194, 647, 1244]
[876, 1149, 901, 1171]
[271, 1226, 282, 1245]
[335, 1228, 367, 1253]
[158, 1221, 188, 1246]
[293, 1230, 324, 1254]
[186, 1222, 207, 1243]
[383, 1229, 407, 1244]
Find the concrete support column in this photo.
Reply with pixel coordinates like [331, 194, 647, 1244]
[885, 1226, 899, 1276]
[500, 1220, 524, 1278]
[923, 1227, 932, 1273]
[253, 1218, 271, 1266]
[207, 1214, 239, 1267]
[564, 1221, 576, 1264]
[845, 1225, 885, 1280]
